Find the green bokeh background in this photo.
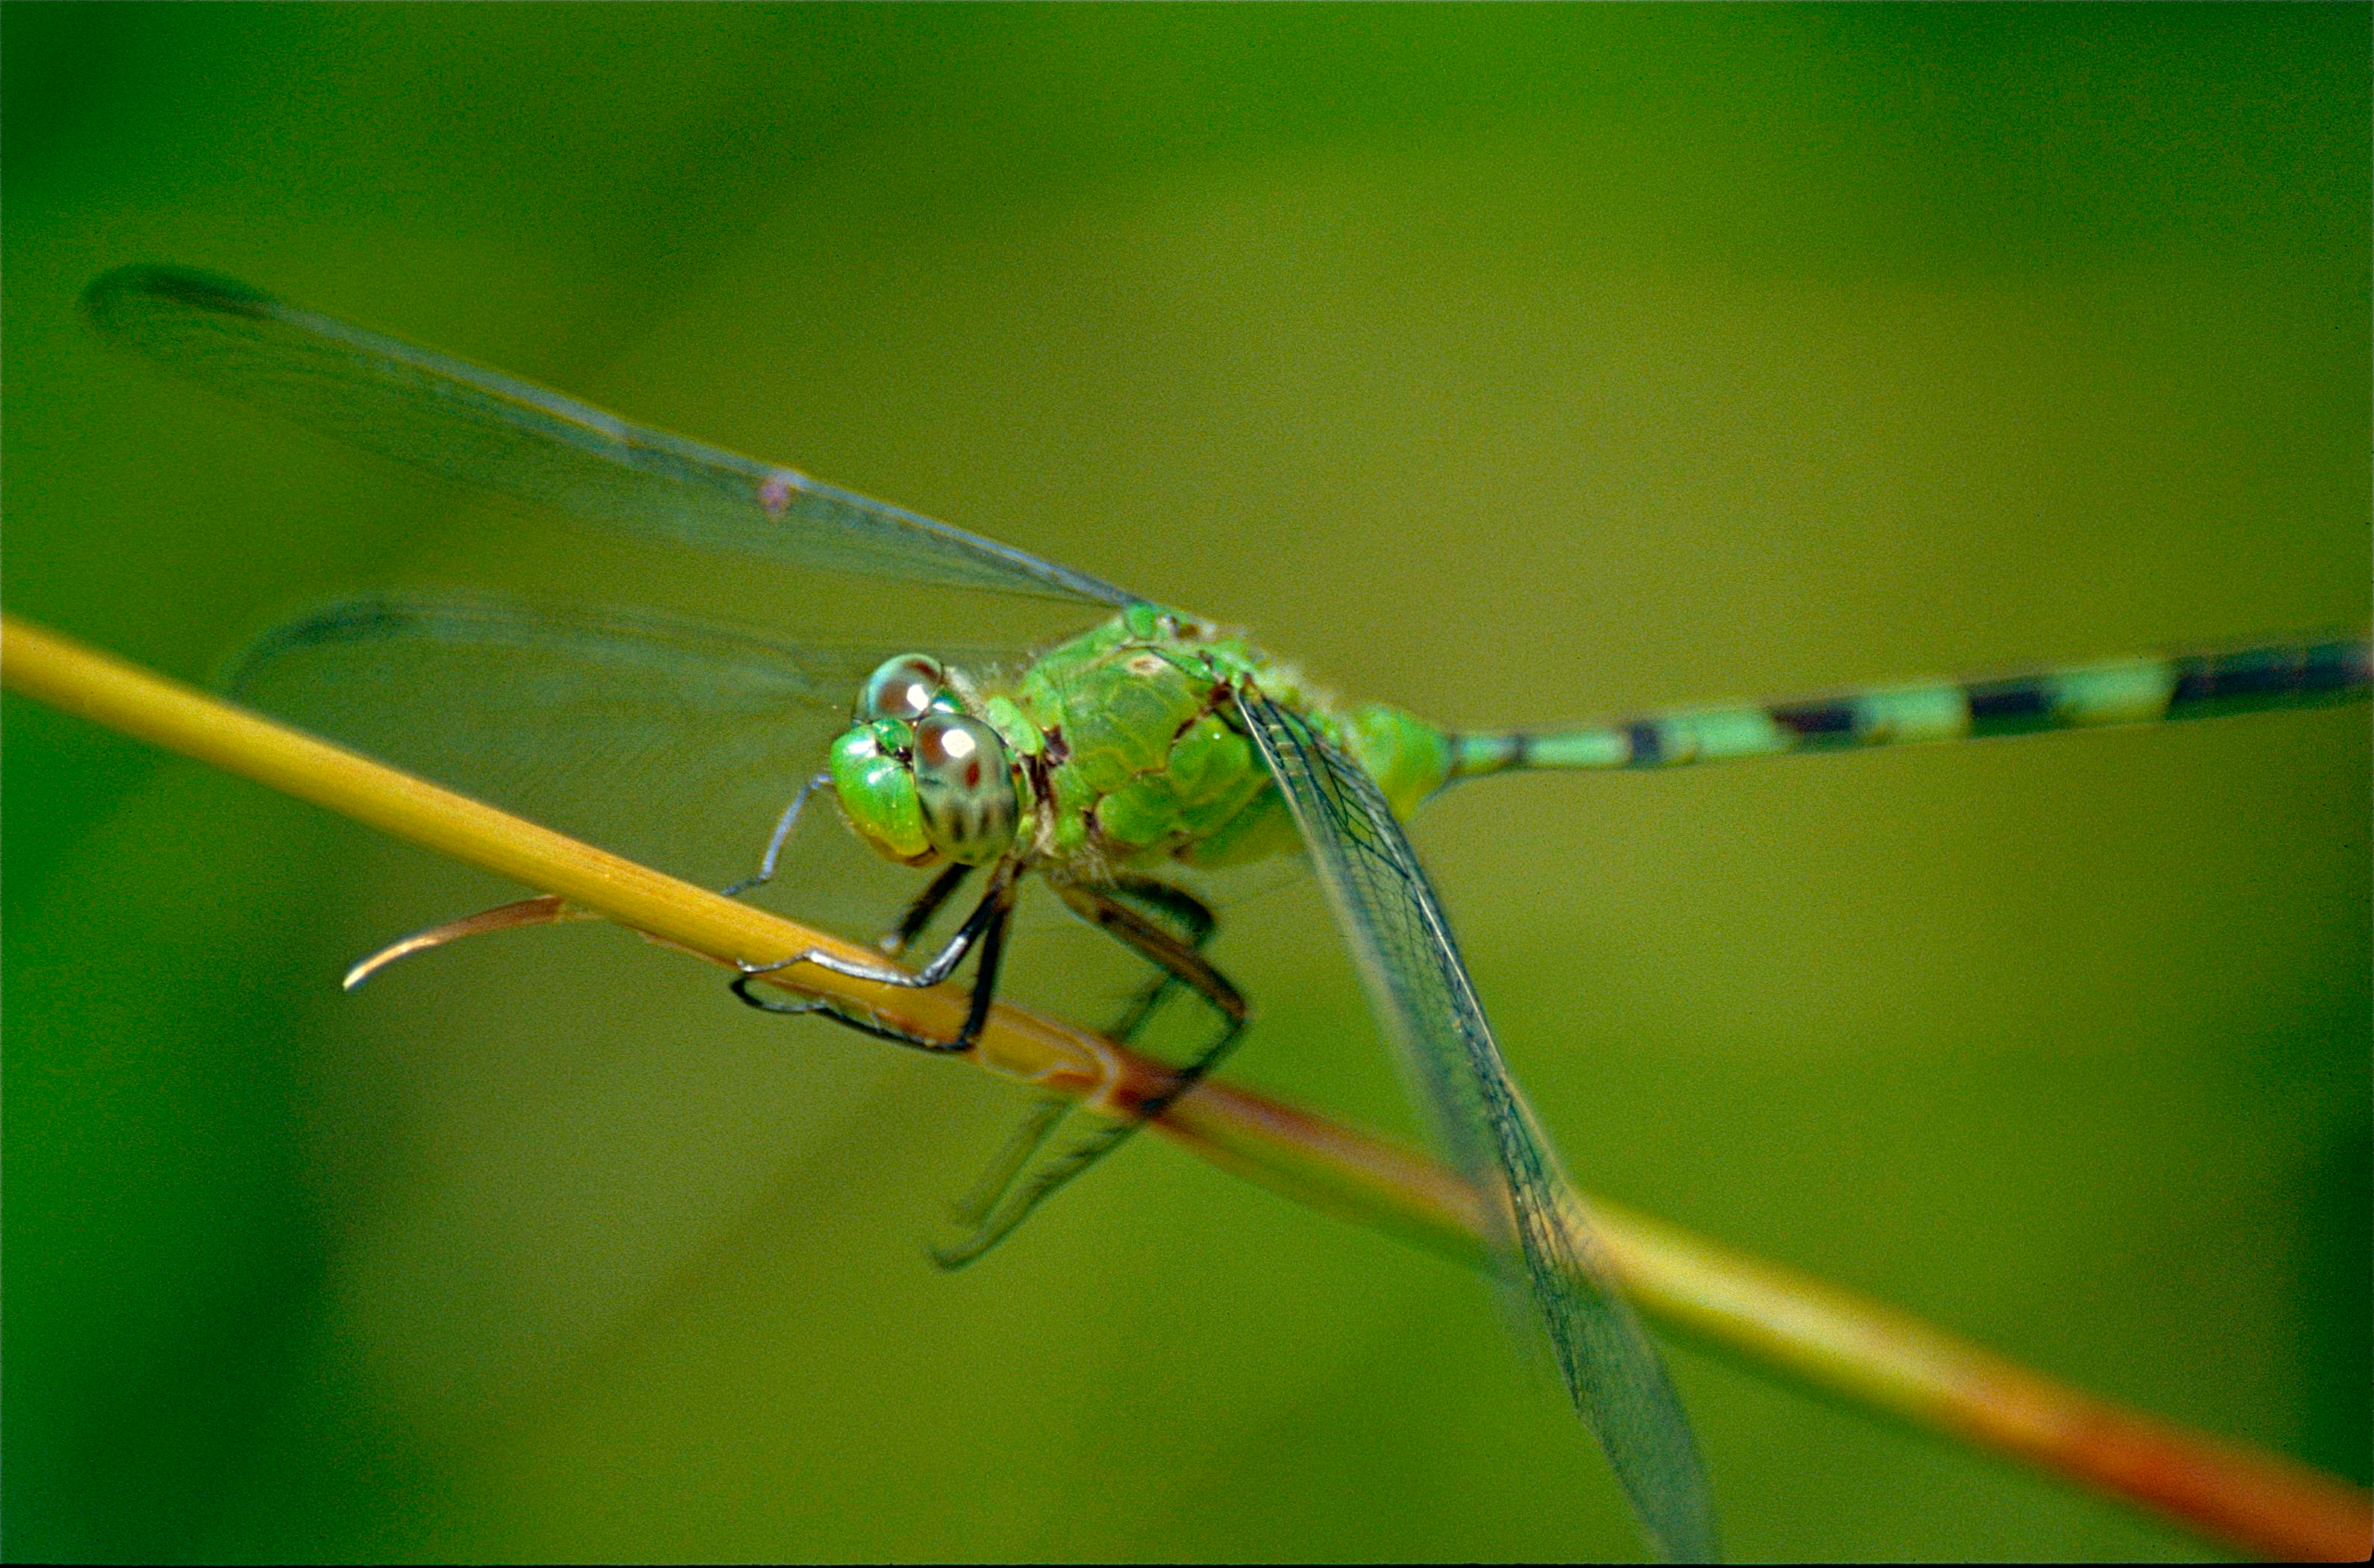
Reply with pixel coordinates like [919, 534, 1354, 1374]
[6, 6, 2367, 1561]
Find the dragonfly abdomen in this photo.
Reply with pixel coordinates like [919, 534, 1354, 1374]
[1446, 635, 2372, 777]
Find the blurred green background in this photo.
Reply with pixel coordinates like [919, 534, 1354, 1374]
[5, 6, 2367, 1561]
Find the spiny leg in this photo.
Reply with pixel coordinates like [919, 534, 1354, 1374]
[731, 862, 1018, 1055]
[941, 874, 1225, 1231]
[733, 865, 977, 1042]
[945, 1095, 1072, 1228]
[879, 862, 974, 958]
[1064, 876, 1238, 1068]
[933, 874, 1247, 1268]
[1096, 871, 1221, 1029]
[721, 769, 834, 900]
[894, 862, 1048, 1226]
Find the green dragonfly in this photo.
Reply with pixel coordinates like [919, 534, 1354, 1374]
[82, 266, 2372, 1564]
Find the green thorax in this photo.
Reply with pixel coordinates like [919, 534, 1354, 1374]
[973, 603, 1450, 872]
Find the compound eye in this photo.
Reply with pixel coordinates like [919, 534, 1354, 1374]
[910, 712, 1018, 864]
[861, 654, 946, 722]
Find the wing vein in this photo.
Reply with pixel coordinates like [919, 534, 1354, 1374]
[83, 266, 1145, 608]
[1238, 691, 1718, 1563]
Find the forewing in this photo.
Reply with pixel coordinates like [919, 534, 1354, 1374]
[84, 266, 1143, 609]
[1236, 692, 1718, 1564]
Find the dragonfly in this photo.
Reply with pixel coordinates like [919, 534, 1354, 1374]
[82, 265, 2373, 1564]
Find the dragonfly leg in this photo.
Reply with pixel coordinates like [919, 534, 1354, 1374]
[932, 875, 1247, 1269]
[876, 862, 975, 958]
[727, 994, 989, 1052]
[945, 1094, 1072, 1228]
[1091, 871, 1220, 1031]
[939, 873, 1224, 1232]
[721, 769, 834, 900]
[731, 862, 1018, 1054]
[1058, 874, 1241, 1049]
[941, 878, 1203, 1231]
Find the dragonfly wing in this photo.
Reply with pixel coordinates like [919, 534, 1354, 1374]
[225, 590, 1009, 908]
[83, 266, 1144, 609]
[1236, 692, 1717, 1564]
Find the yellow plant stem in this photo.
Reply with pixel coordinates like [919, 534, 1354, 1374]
[6, 612, 2366, 1562]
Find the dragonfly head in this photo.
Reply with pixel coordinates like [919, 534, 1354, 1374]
[830, 654, 1021, 868]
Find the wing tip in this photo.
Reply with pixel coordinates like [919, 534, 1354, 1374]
[81, 263, 276, 339]
[216, 593, 437, 697]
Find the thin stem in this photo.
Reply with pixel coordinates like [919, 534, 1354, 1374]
[5, 612, 2365, 1562]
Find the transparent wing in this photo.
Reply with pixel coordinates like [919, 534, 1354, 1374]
[1236, 692, 1717, 1564]
[225, 591, 1010, 912]
[83, 266, 1144, 609]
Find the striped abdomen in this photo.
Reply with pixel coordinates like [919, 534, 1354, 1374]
[1447, 636, 2371, 777]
